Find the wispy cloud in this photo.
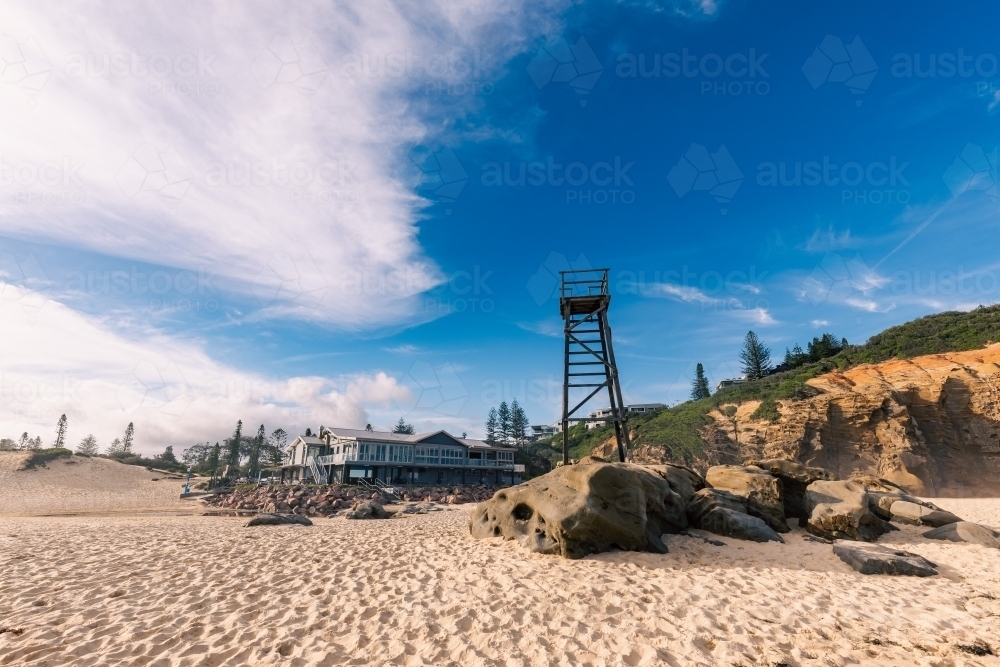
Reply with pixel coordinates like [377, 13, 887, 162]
[517, 319, 562, 337]
[804, 226, 858, 253]
[0, 0, 567, 331]
[810, 319, 829, 328]
[384, 344, 418, 354]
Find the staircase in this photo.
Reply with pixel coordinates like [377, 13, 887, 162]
[307, 456, 324, 484]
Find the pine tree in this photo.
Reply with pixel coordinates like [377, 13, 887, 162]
[226, 420, 243, 468]
[690, 363, 711, 400]
[266, 429, 287, 466]
[510, 400, 528, 447]
[391, 417, 415, 434]
[156, 446, 178, 464]
[107, 437, 123, 456]
[207, 442, 221, 474]
[54, 414, 68, 448]
[248, 424, 265, 478]
[76, 434, 99, 455]
[497, 401, 511, 445]
[17, 432, 29, 450]
[739, 330, 773, 380]
[122, 422, 134, 454]
[485, 408, 498, 445]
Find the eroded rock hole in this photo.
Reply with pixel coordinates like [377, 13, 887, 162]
[512, 503, 534, 522]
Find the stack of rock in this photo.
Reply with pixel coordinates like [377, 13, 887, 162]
[470, 456, 997, 571]
[204, 484, 502, 517]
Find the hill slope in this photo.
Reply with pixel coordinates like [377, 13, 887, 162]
[0, 452, 190, 516]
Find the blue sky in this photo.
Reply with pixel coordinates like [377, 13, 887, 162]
[1, 0, 998, 453]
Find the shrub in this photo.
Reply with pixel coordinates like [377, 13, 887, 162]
[749, 397, 781, 422]
[21, 448, 73, 469]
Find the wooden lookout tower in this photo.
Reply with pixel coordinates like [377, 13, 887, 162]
[559, 268, 632, 464]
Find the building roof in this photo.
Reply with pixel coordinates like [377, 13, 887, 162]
[289, 428, 509, 450]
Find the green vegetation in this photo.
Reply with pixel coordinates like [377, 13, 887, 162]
[846, 304, 1000, 363]
[21, 447, 73, 469]
[749, 397, 781, 422]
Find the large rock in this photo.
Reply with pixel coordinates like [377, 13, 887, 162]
[890, 500, 962, 527]
[748, 459, 837, 520]
[340, 500, 390, 520]
[644, 463, 705, 504]
[832, 540, 938, 576]
[705, 465, 788, 532]
[686, 488, 746, 525]
[245, 513, 312, 527]
[923, 521, 1000, 548]
[469, 461, 687, 559]
[698, 507, 784, 543]
[804, 480, 890, 542]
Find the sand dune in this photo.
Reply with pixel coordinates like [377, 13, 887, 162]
[0, 452, 190, 516]
[1, 497, 998, 666]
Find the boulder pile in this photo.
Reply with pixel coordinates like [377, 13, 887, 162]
[471, 456, 994, 569]
[204, 483, 501, 517]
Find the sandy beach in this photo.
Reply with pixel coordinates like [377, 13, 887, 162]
[2, 493, 999, 666]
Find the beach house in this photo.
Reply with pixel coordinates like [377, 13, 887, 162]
[278, 427, 522, 486]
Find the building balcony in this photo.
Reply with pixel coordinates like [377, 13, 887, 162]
[313, 454, 514, 468]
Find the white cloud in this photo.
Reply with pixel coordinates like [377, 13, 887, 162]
[810, 319, 829, 328]
[517, 319, 562, 337]
[0, 0, 564, 330]
[654, 282, 726, 305]
[384, 344, 418, 354]
[732, 306, 776, 326]
[0, 281, 409, 454]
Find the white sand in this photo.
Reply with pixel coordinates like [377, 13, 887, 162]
[1, 497, 999, 666]
[0, 451, 190, 516]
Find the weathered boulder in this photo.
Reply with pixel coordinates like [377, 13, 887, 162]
[832, 540, 937, 576]
[700, 507, 784, 543]
[748, 459, 837, 520]
[705, 465, 788, 532]
[244, 513, 312, 527]
[804, 480, 890, 542]
[469, 461, 687, 559]
[643, 463, 706, 505]
[890, 500, 962, 527]
[340, 500, 390, 520]
[686, 488, 746, 524]
[923, 522, 1000, 548]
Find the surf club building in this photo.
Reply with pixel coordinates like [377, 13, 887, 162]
[279, 427, 522, 486]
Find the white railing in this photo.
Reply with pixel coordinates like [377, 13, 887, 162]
[307, 456, 324, 483]
[307, 453, 514, 468]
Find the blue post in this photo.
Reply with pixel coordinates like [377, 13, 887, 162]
[183, 467, 191, 494]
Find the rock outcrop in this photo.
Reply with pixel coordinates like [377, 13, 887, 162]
[749, 458, 838, 521]
[889, 500, 962, 527]
[923, 521, 1000, 548]
[832, 541, 938, 576]
[469, 461, 687, 559]
[804, 480, 890, 542]
[705, 465, 788, 532]
[705, 346, 1000, 496]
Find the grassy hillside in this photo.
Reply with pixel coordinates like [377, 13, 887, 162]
[524, 304, 1000, 471]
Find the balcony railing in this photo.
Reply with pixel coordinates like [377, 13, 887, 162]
[313, 453, 514, 468]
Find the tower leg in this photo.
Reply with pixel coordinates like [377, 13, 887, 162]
[562, 320, 570, 466]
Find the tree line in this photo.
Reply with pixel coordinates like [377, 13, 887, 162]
[484, 400, 529, 447]
[690, 329, 848, 400]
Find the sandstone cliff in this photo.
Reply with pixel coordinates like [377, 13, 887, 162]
[594, 345, 1000, 496]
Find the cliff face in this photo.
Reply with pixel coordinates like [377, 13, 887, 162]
[711, 345, 1000, 496]
[590, 345, 1000, 495]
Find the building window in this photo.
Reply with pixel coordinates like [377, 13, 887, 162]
[415, 446, 439, 464]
